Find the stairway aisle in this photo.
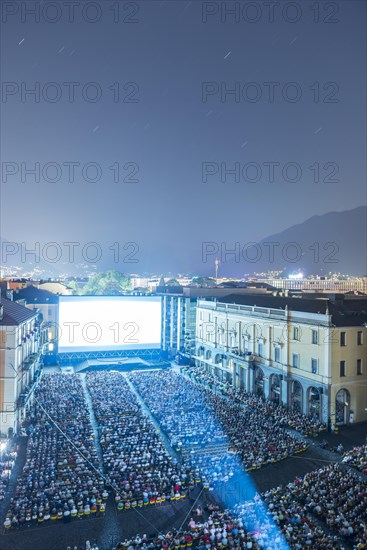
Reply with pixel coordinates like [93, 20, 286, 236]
[124, 374, 182, 465]
[80, 373, 105, 476]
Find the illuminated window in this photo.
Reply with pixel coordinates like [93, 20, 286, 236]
[311, 358, 318, 374]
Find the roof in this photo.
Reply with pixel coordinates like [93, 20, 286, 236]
[13, 285, 59, 304]
[214, 294, 367, 327]
[38, 281, 72, 290]
[0, 281, 8, 293]
[214, 281, 277, 290]
[0, 297, 38, 326]
[155, 286, 184, 294]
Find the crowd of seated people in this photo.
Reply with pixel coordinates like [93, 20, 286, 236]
[244, 464, 367, 549]
[1, 367, 365, 550]
[234, 496, 339, 549]
[183, 365, 325, 436]
[112, 510, 262, 549]
[107, 464, 366, 549]
[299, 465, 367, 545]
[227, 388, 324, 437]
[0, 445, 17, 502]
[205, 391, 308, 469]
[129, 370, 241, 486]
[342, 444, 367, 475]
[3, 374, 106, 529]
[129, 371, 307, 475]
[86, 372, 188, 510]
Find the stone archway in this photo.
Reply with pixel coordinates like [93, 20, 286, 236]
[269, 374, 281, 404]
[291, 380, 303, 413]
[197, 346, 205, 358]
[254, 367, 264, 397]
[307, 386, 320, 419]
[214, 353, 222, 365]
[213, 353, 222, 381]
[335, 388, 351, 425]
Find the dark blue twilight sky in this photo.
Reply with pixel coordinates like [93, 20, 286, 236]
[1, 1, 366, 275]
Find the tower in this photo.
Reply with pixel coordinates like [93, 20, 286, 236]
[215, 257, 220, 282]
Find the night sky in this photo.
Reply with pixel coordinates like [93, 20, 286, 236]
[1, 1, 366, 275]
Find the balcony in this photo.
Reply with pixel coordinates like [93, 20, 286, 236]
[17, 376, 38, 408]
[17, 394, 26, 407]
[21, 351, 41, 372]
[21, 360, 32, 372]
[228, 348, 250, 357]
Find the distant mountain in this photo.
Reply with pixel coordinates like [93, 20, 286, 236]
[221, 206, 367, 277]
[0, 238, 92, 278]
[1, 206, 366, 278]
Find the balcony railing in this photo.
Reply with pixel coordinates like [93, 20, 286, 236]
[21, 351, 41, 371]
[21, 360, 32, 372]
[17, 376, 38, 408]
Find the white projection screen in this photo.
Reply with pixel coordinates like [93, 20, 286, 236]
[58, 296, 162, 352]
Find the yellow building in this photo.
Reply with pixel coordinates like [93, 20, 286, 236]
[0, 296, 43, 437]
[195, 294, 367, 424]
[12, 286, 59, 354]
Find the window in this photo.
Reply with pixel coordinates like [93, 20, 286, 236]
[340, 332, 346, 347]
[357, 359, 362, 376]
[293, 326, 299, 341]
[258, 343, 264, 357]
[312, 330, 318, 345]
[274, 347, 281, 363]
[292, 354, 299, 368]
[340, 360, 346, 377]
[311, 358, 318, 374]
[357, 331, 363, 346]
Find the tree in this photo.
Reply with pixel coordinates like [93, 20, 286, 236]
[165, 278, 180, 286]
[80, 271, 132, 295]
[191, 277, 216, 287]
[67, 280, 80, 295]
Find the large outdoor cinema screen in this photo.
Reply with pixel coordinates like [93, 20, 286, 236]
[58, 296, 162, 352]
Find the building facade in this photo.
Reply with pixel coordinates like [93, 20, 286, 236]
[0, 297, 45, 438]
[158, 286, 273, 358]
[195, 295, 367, 424]
[249, 277, 367, 294]
[160, 292, 196, 358]
[12, 286, 59, 354]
